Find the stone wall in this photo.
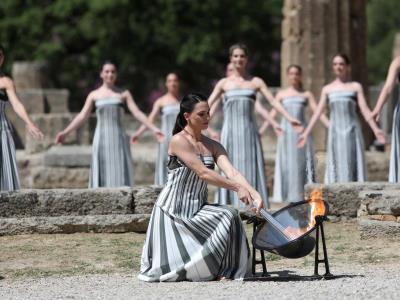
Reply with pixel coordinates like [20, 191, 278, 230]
[0, 187, 162, 235]
[358, 190, 400, 238]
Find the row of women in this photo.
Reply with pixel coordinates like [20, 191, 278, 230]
[0, 43, 396, 281]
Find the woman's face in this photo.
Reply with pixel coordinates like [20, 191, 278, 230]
[287, 67, 301, 86]
[165, 73, 179, 93]
[230, 48, 248, 70]
[332, 56, 348, 77]
[184, 101, 210, 131]
[0, 50, 4, 67]
[100, 63, 117, 85]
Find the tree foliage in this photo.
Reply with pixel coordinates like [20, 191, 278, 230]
[367, 0, 400, 84]
[0, 0, 282, 111]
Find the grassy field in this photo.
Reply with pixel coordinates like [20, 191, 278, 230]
[0, 222, 399, 280]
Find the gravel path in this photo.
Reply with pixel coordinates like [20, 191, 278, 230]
[1, 264, 398, 300]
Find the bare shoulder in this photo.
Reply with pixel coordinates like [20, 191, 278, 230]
[351, 81, 363, 91]
[251, 76, 264, 85]
[0, 76, 14, 88]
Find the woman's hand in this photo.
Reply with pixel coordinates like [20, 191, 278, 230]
[54, 131, 67, 144]
[297, 132, 308, 148]
[237, 186, 252, 206]
[272, 124, 284, 136]
[370, 109, 380, 122]
[153, 129, 165, 143]
[27, 124, 44, 140]
[251, 195, 264, 215]
[374, 128, 386, 145]
[131, 132, 141, 144]
[289, 118, 304, 134]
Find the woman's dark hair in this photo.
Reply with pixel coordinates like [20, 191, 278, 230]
[0, 44, 5, 55]
[173, 93, 207, 135]
[286, 64, 302, 74]
[229, 43, 249, 57]
[332, 53, 351, 65]
[101, 60, 117, 71]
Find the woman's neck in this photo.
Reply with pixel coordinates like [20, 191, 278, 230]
[183, 126, 202, 141]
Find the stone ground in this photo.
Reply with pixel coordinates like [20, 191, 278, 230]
[0, 222, 399, 299]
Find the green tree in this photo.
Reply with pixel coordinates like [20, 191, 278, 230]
[367, 0, 400, 84]
[0, 0, 282, 111]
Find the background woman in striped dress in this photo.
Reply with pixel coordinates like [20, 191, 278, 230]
[265, 65, 329, 202]
[298, 54, 386, 183]
[207, 44, 303, 209]
[131, 73, 180, 185]
[371, 56, 400, 182]
[0, 44, 44, 191]
[55, 61, 164, 187]
[139, 93, 263, 282]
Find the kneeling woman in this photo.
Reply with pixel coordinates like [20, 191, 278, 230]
[138, 93, 263, 282]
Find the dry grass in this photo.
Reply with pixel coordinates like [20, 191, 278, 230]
[0, 222, 399, 280]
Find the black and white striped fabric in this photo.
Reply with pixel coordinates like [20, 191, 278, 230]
[89, 97, 134, 188]
[155, 104, 179, 185]
[138, 155, 250, 282]
[389, 100, 400, 182]
[0, 92, 21, 191]
[325, 91, 366, 183]
[216, 89, 269, 208]
[273, 96, 315, 202]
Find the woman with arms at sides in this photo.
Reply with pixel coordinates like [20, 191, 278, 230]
[371, 56, 400, 182]
[0, 44, 44, 190]
[207, 43, 302, 208]
[298, 54, 385, 183]
[138, 93, 263, 282]
[264, 64, 330, 202]
[131, 72, 180, 185]
[55, 61, 163, 187]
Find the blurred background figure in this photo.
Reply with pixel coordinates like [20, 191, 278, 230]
[131, 73, 180, 185]
[298, 54, 385, 184]
[55, 61, 163, 188]
[272, 64, 329, 202]
[0, 44, 44, 191]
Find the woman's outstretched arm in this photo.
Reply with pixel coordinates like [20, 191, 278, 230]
[54, 92, 95, 144]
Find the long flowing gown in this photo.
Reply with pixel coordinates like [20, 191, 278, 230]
[0, 87, 20, 190]
[89, 97, 134, 187]
[155, 104, 179, 185]
[138, 155, 250, 282]
[216, 89, 269, 208]
[273, 96, 315, 202]
[325, 91, 366, 183]
[389, 83, 400, 182]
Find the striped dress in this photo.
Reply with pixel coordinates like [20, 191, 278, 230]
[325, 91, 366, 183]
[139, 155, 250, 282]
[389, 86, 400, 182]
[89, 97, 134, 188]
[155, 104, 179, 185]
[0, 88, 20, 191]
[216, 89, 269, 208]
[273, 96, 315, 202]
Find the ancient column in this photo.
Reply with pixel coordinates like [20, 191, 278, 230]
[281, 0, 369, 150]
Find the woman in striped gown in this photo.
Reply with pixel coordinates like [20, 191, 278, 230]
[265, 65, 329, 202]
[138, 93, 263, 282]
[371, 56, 400, 182]
[131, 73, 180, 185]
[207, 44, 303, 208]
[298, 54, 386, 183]
[55, 61, 164, 187]
[0, 44, 44, 191]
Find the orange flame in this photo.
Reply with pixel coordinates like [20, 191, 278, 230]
[283, 188, 326, 239]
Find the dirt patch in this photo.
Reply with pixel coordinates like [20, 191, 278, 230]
[0, 222, 399, 280]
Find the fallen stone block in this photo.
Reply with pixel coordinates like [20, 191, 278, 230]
[132, 185, 163, 214]
[0, 188, 134, 218]
[358, 217, 400, 239]
[0, 214, 150, 235]
[359, 190, 400, 216]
